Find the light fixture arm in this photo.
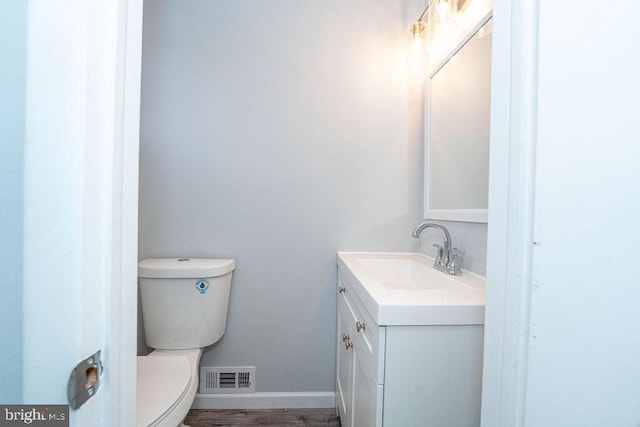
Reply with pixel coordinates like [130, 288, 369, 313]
[417, 4, 430, 22]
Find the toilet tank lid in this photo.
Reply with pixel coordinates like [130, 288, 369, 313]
[138, 258, 235, 279]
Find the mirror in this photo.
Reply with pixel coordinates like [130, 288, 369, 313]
[425, 15, 492, 223]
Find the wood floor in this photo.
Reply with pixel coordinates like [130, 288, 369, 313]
[184, 409, 341, 427]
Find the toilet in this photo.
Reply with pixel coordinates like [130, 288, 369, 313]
[136, 258, 235, 427]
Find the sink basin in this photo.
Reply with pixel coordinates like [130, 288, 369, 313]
[337, 252, 485, 325]
[354, 256, 471, 291]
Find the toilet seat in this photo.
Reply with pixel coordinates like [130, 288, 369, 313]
[137, 356, 191, 427]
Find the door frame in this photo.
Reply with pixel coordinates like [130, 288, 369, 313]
[109, 0, 143, 424]
[481, 0, 539, 425]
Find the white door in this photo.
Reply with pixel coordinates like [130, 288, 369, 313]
[22, 1, 142, 425]
[482, 0, 640, 425]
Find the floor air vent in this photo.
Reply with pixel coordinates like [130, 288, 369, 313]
[199, 366, 255, 394]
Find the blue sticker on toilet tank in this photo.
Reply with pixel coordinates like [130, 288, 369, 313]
[195, 279, 210, 294]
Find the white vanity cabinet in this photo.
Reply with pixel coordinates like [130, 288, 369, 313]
[336, 265, 484, 427]
[336, 273, 384, 427]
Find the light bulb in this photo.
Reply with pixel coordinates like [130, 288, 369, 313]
[408, 21, 426, 75]
[413, 35, 423, 51]
[434, 0, 452, 20]
[429, 0, 457, 37]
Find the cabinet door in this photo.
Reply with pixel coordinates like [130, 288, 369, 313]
[352, 348, 383, 427]
[336, 290, 356, 427]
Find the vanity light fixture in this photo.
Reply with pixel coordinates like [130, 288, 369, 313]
[410, 0, 458, 55]
[410, 0, 490, 67]
[409, 4, 430, 50]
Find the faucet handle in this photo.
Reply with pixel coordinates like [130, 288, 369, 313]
[432, 243, 444, 263]
[449, 248, 464, 276]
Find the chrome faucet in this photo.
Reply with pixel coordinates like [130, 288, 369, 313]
[411, 222, 463, 275]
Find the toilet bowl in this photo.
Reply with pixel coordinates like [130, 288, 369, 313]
[137, 349, 199, 427]
[137, 258, 235, 427]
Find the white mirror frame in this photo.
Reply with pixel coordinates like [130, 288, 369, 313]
[424, 11, 493, 224]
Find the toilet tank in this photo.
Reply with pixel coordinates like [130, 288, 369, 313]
[138, 258, 235, 350]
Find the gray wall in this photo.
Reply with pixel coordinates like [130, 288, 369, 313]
[0, 0, 26, 403]
[139, 0, 487, 393]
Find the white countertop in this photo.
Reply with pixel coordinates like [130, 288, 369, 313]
[337, 252, 486, 326]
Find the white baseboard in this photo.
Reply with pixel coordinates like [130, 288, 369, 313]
[192, 391, 336, 410]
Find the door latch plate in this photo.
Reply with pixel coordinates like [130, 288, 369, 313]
[67, 350, 103, 410]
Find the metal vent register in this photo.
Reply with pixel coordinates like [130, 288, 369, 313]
[199, 366, 255, 393]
